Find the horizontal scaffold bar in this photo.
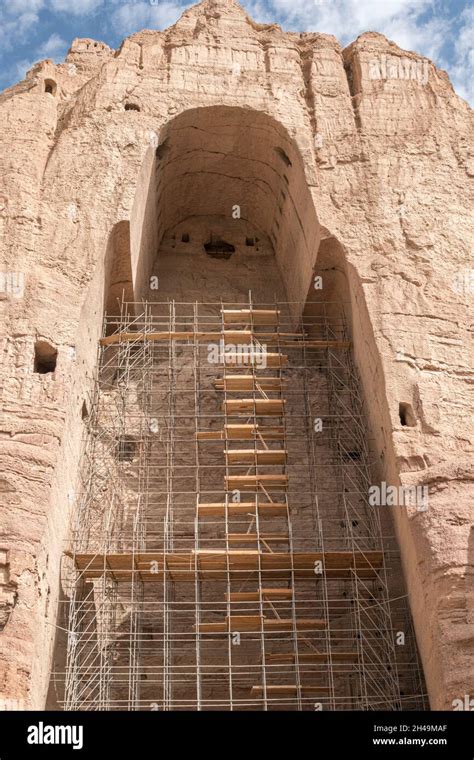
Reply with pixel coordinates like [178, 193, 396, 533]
[65, 549, 383, 582]
[197, 502, 287, 517]
[225, 449, 287, 465]
[226, 533, 289, 543]
[223, 399, 285, 416]
[99, 330, 350, 349]
[196, 424, 285, 441]
[196, 615, 326, 633]
[265, 652, 359, 664]
[250, 685, 330, 695]
[226, 589, 294, 601]
[225, 474, 289, 490]
[213, 376, 283, 391]
[222, 309, 280, 325]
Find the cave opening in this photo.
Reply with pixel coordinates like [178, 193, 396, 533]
[34, 341, 57, 374]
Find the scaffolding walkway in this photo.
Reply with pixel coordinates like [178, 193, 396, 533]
[60, 299, 427, 711]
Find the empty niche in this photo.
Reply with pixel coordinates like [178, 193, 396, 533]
[204, 237, 235, 260]
[399, 402, 416, 427]
[181, 233, 190, 243]
[34, 341, 57, 374]
[44, 79, 57, 96]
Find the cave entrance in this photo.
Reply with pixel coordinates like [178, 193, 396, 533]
[130, 106, 321, 311]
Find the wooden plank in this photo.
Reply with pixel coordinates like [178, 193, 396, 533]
[100, 330, 219, 346]
[197, 615, 264, 633]
[225, 424, 285, 440]
[99, 329, 349, 350]
[197, 502, 287, 517]
[196, 430, 224, 440]
[225, 449, 287, 465]
[225, 474, 289, 491]
[69, 550, 383, 581]
[230, 333, 348, 347]
[196, 424, 286, 441]
[224, 399, 285, 416]
[223, 353, 287, 367]
[222, 309, 280, 326]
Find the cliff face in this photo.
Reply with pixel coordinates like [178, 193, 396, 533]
[0, 0, 472, 710]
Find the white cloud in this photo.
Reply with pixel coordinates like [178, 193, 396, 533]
[14, 58, 36, 80]
[255, 0, 434, 42]
[440, 7, 473, 103]
[48, 0, 104, 13]
[8, 0, 45, 12]
[38, 32, 68, 59]
[111, 1, 188, 36]
[0, 10, 40, 52]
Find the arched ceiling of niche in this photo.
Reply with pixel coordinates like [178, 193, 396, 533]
[152, 106, 321, 306]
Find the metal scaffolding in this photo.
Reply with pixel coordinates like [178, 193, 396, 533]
[59, 298, 427, 711]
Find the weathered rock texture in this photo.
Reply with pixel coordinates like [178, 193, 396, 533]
[0, 0, 472, 710]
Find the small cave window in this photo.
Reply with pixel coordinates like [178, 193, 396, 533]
[204, 237, 235, 260]
[343, 450, 361, 461]
[124, 102, 140, 112]
[245, 237, 255, 247]
[181, 233, 190, 243]
[117, 436, 137, 462]
[44, 79, 57, 96]
[34, 341, 57, 374]
[81, 400, 89, 421]
[399, 402, 416, 427]
[155, 139, 169, 160]
[274, 147, 292, 167]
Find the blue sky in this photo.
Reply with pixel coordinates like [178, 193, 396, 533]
[0, 0, 472, 104]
